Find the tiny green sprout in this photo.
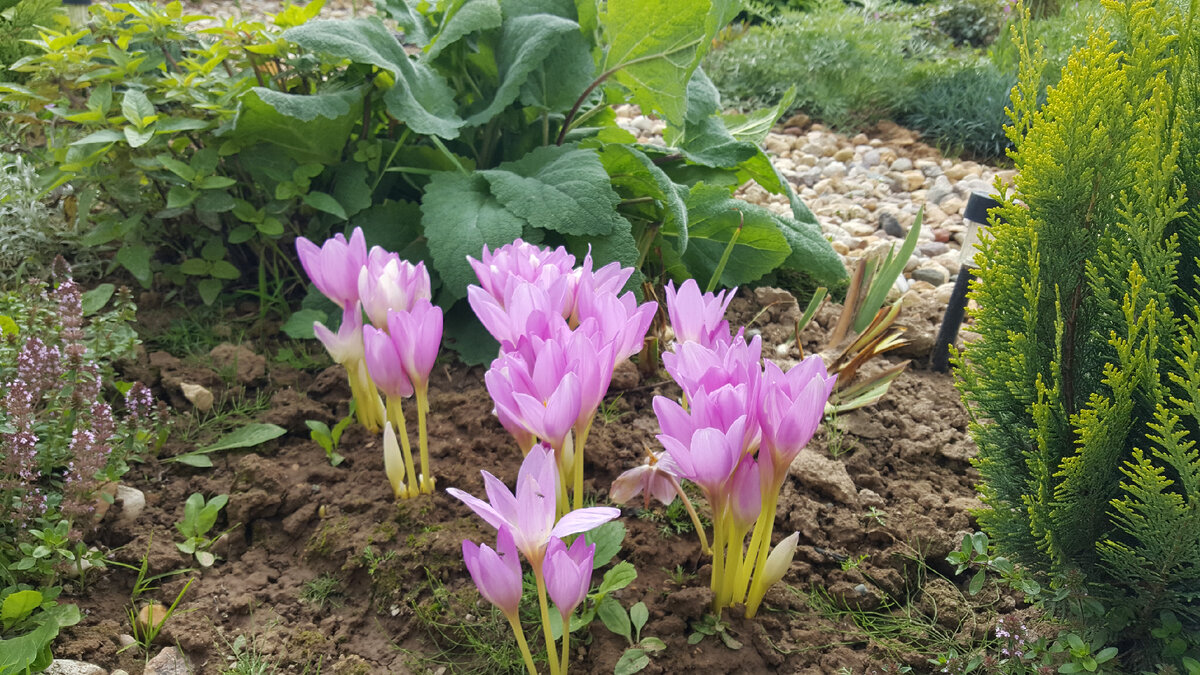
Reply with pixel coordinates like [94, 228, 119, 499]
[664, 564, 697, 586]
[597, 394, 630, 426]
[687, 614, 742, 650]
[840, 554, 868, 572]
[176, 493, 232, 567]
[862, 507, 887, 527]
[306, 403, 354, 467]
[299, 574, 344, 609]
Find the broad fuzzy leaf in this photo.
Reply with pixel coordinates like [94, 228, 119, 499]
[481, 145, 624, 236]
[422, 172, 525, 300]
[663, 183, 791, 288]
[597, 143, 687, 252]
[284, 18, 464, 138]
[518, 25, 594, 113]
[233, 87, 362, 165]
[426, 0, 502, 61]
[464, 14, 582, 126]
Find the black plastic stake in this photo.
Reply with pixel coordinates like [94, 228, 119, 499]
[929, 192, 1002, 372]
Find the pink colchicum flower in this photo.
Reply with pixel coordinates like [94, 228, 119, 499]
[609, 449, 678, 510]
[485, 340, 582, 452]
[314, 304, 365, 366]
[469, 281, 567, 349]
[462, 526, 524, 619]
[758, 357, 836, 486]
[296, 227, 367, 309]
[357, 247, 431, 329]
[664, 279, 735, 348]
[386, 300, 443, 392]
[447, 444, 619, 567]
[468, 239, 577, 311]
[543, 535, 595, 623]
[656, 415, 748, 498]
[362, 323, 415, 399]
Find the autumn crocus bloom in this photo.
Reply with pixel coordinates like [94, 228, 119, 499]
[609, 448, 678, 509]
[296, 227, 367, 309]
[758, 357, 836, 486]
[385, 300, 443, 391]
[543, 535, 594, 622]
[357, 248, 431, 329]
[468, 239, 576, 308]
[664, 278, 735, 348]
[362, 324, 415, 399]
[469, 280, 568, 348]
[446, 444, 619, 567]
[463, 526, 539, 675]
[485, 342, 582, 452]
[656, 415, 748, 497]
[463, 526, 524, 618]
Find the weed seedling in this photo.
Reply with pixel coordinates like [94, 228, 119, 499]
[306, 402, 355, 467]
[299, 574, 345, 609]
[121, 576, 194, 659]
[687, 614, 742, 650]
[176, 492, 232, 567]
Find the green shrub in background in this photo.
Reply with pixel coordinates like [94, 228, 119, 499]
[900, 60, 1014, 159]
[0, 0, 846, 361]
[705, 0, 925, 128]
[928, 0, 1005, 46]
[956, 0, 1200, 667]
[0, 0, 60, 84]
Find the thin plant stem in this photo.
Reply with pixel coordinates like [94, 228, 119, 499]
[416, 385, 433, 494]
[533, 566, 562, 675]
[506, 613, 539, 675]
[559, 616, 571, 675]
[386, 396, 420, 499]
[720, 523, 748, 611]
[709, 501, 727, 614]
[429, 136, 468, 175]
[668, 476, 710, 555]
[571, 419, 593, 511]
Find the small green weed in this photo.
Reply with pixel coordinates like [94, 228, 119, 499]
[222, 634, 278, 675]
[299, 574, 344, 610]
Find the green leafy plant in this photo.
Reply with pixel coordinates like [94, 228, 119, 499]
[175, 493, 231, 567]
[955, 0, 1200, 668]
[299, 573, 345, 609]
[0, 586, 81, 675]
[120, 576, 194, 659]
[306, 405, 353, 467]
[687, 613, 743, 650]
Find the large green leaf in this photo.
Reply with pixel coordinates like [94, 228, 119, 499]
[518, 25, 594, 113]
[666, 68, 758, 168]
[771, 211, 847, 288]
[663, 184, 791, 288]
[464, 14, 581, 126]
[233, 87, 362, 165]
[375, 0, 432, 44]
[722, 86, 796, 144]
[426, 0, 502, 60]
[597, 144, 687, 252]
[481, 145, 624, 237]
[598, 0, 737, 126]
[422, 172, 526, 300]
[284, 18, 464, 139]
[0, 604, 79, 675]
[564, 216, 642, 293]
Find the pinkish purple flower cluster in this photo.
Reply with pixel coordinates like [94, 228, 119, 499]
[468, 240, 655, 511]
[295, 228, 444, 497]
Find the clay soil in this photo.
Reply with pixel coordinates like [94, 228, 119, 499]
[53, 290, 994, 674]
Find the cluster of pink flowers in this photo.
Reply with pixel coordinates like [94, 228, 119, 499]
[615, 279, 836, 616]
[296, 228, 443, 498]
[468, 240, 655, 511]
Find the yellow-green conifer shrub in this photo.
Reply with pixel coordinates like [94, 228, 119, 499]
[956, 0, 1200, 665]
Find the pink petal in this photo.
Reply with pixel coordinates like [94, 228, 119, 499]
[550, 507, 621, 539]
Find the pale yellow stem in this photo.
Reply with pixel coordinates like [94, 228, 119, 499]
[416, 385, 433, 493]
[386, 396, 420, 499]
[668, 476, 710, 555]
[533, 565, 561, 675]
[505, 613, 539, 675]
[572, 418, 593, 511]
[559, 615, 571, 675]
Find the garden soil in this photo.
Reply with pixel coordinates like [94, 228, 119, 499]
[50, 288, 999, 675]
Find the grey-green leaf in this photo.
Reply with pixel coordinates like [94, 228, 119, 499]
[421, 172, 525, 300]
[284, 18, 464, 138]
[426, 0, 502, 61]
[233, 87, 362, 165]
[199, 423, 287, 453]
[464, 14, 581, 126]
[519, 26, 594, 113]
[614, 649, 650, 675]
[481, 145, 624, 236]
[80, 283, 115, 315]
[597, 595, 631, 643]
[598, 144, 687, 252]
[769, 211, 848, 288]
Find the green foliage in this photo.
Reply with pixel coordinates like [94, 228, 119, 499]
[705, 0, 922, 128]
[929, 0, 1005, 47]
[901, 60, 1015, 159]
[0, 0, 59, 84]
[0, 586, 80, 675]
[1, 0, 844, 357]
[175, 493, 230, 567]
[955, 0, 1200, 666]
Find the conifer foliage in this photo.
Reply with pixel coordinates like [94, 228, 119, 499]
[956, 0, 1200, 661]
